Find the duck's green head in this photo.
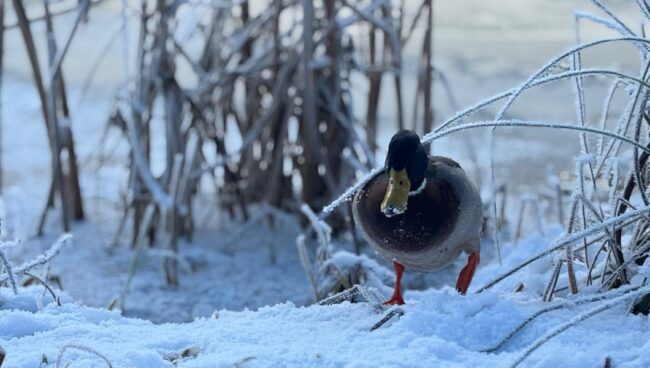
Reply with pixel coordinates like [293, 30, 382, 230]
[380, 130, 428, 217]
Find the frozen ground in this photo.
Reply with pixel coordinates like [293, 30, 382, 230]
[2, 230, 650, 368]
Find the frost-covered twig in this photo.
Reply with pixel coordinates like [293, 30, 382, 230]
[478, 38, 648, 230]
[297, 235, 319, 301]
[301, 204, 332, 260]
[566, 243, 578, 294]
[321, 166, 383, 216]
[431, 67, 650, 138]
[543, 260, 563, 302]
[482, 284, 644, 353]
[119, 105, 173, 209]
[589, 0, 638, 41]
[603, 239, 650, 289]
[428, 120, 650, 154]
[370, 307, 404, 331]
[318, 284, 385, 309]
[322, 110, 650, 217]
[116, 204, 154, 311]
[595, 81, 621, 161]
[571, 22, 598, 197]
[626, 61, 650, 207]
[575, 11, 635, 41]
[0, 250, 16, 294]
[578, 193, 628, 285]
[46, 0, 90, 84]
[0, 234, 71, 285]
[56, 344, 113, 368]
[491, 37, 650, 128]
[342, 0, 398, 50]
[595, 95, 639, 177]
[509, 285, 650, 368]
[23, 271, 61, 306]
[636, 0, 650, 21]
[477, 206, 650, 292]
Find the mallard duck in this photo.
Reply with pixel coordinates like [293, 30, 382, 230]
[352, 130, 483, 305]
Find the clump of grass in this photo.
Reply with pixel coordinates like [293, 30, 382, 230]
[299, 204, 390, 303]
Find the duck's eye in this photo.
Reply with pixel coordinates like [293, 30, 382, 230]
[399, 181, 403, 186]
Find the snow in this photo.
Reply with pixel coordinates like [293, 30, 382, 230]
[2, 266, 650, 368]
[2, 221, 650, 367]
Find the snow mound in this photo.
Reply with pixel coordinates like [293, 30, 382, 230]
[1, 284, 650, 367]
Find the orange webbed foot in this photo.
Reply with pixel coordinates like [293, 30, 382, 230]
[385, 262, 406, 305]
[383, 294, 405, 305]
[456, 252, 480, 295]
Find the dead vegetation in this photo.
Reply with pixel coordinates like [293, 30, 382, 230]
[0, 0, 441, 288]
[55, 344, 113, 368]
[101, 0, 439, 285]
[6, 0, 92, 234]
[0, 234, 71, 294]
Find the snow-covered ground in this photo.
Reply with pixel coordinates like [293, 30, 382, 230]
[3, 229, 650, 368]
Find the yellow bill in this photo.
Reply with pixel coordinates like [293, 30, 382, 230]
[381, 168, 411, 217]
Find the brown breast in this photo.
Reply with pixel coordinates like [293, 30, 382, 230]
[352, 162, 460, 253]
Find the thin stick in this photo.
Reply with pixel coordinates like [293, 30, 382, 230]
[0, 249, 17, 294]
[0, 234, 72, 284]
[428, 120, 650, 153]
[47, 0, 91, 86]
[119, 106, 173, 209]
[297, 235, 319, 302]
[566, 243, 578, 294]
[0, 0, 4, 194]
[476, 205, 650, 293]
[23, 271, 61, 306]
[509, 286, 650, 368]
[543, 261, 562, 302]
[481, 284, 644, 353]
[56, 344, 112, 368]
[371, 308, 404, 331]
[3, 0, 108, 30]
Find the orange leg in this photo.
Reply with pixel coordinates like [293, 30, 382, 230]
[456, 252, 480, 295]
[384, 262, 406, 305]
